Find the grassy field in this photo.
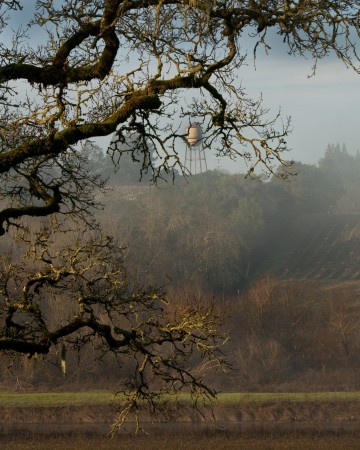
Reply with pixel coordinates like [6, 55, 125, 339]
[0, 390, 114, 408]
[1, 390, 360, 408]
[216, 392, 360, 404]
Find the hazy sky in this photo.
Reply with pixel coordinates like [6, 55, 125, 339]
[241, 54, 360, 166]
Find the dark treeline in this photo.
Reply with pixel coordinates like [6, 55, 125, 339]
[2, 143, 360, 392]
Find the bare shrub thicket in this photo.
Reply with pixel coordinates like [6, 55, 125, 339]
[3, 276, 360, 393]
[226, 278, 360, 391]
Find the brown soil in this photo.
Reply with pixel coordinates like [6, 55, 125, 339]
[3, 435, 360, 450]
[1, 401, 360, 425]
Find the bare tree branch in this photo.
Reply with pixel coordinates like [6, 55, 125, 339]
[0, 1, 358, 230]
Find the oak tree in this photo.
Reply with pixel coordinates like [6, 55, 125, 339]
[0, 0, 359, 423]
[0, 224, 227, 424]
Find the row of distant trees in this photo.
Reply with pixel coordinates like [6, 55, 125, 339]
[91, 142, 360, 293]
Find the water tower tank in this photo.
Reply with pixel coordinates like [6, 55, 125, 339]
[187, 122, 202, 146]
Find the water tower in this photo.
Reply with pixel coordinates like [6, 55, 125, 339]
[184, 122, 207, 174]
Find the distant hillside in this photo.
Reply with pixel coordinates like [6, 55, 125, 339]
[265, 213, 360, 281]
